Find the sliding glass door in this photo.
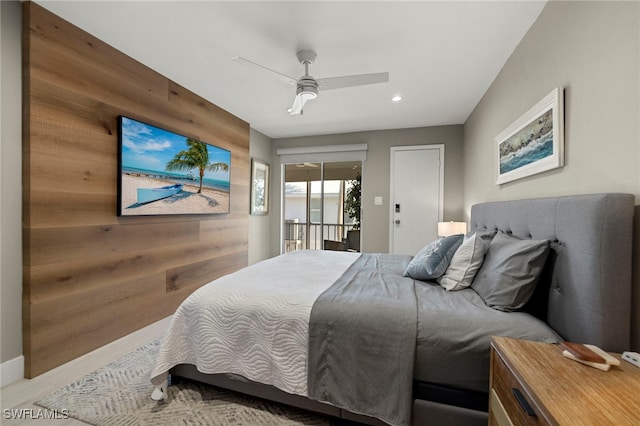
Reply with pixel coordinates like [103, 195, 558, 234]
[283, 161, 361, 253]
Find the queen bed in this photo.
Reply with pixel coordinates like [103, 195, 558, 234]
[150, 193, 634, 425]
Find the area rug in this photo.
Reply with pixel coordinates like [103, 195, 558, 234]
[36, 339, 335, 425]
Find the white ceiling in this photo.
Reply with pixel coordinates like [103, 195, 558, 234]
[36, 1, 546, 139]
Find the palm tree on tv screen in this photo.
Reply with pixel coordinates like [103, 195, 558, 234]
[166, 139, 229, 194]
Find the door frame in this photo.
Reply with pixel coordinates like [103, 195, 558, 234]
[388, 144, 444, 254]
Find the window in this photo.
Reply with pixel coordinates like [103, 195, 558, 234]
[283, 162, 361, 252]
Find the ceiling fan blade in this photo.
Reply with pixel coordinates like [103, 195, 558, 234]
[316, 72, 389, 91]
[232, 56, 297, 86]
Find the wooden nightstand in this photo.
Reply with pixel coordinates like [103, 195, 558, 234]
[489, 336, 640, 426]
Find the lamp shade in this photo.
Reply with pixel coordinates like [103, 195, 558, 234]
[437, 221, 467, 237]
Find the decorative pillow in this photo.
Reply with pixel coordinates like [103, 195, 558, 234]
[437, 231, 494, 291]
[403, 234, 464, 281]
[471, 232, 550, 312]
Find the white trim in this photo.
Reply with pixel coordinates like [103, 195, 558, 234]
[277, 144, 367, 164]
[1, 355, 24, 387]
[280, 163, 286, 255]
[389, 144, 444, 254]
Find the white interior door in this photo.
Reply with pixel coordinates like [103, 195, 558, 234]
[389, 145, 443, 255]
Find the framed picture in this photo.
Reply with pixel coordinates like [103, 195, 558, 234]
[117, 116, 231, 216]
[495, 88, 564, 185]
[250, 158, 269, 215]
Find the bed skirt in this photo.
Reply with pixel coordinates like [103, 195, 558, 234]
[170, 364, 488, 426]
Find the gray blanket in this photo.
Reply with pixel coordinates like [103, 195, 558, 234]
[308, 253, 417, 426]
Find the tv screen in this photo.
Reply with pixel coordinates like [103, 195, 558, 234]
[117, 116, 231, 216]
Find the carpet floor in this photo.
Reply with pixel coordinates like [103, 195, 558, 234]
[35, 339, 337, 425]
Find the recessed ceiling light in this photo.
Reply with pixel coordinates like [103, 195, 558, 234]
[391, 95, 402, 102]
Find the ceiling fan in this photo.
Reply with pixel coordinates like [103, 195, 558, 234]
[296, 162, 319, 168]
[232, 50, 389, 115]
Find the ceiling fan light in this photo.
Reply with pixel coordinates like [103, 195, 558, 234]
[291, 85, 318, 114]
[300, 90, 317, 101]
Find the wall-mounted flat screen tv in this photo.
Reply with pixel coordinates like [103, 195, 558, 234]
[117, 116, 231, 216]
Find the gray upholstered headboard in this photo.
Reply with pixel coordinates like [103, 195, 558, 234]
[469, 193, 634, 352]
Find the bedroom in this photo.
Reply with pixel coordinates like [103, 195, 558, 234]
[1, 0, 639, 424]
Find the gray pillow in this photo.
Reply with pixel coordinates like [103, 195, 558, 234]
[437, 231, 494, 291]
[471, 232, 550, 312]
[403, 234, 464, 281]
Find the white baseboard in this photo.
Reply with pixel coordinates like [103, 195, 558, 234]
[1, 355, 24, 387]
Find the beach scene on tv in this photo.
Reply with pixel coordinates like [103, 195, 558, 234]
[119, 116, 231, 216]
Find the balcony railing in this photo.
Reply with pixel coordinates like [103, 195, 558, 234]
[284, 221, 355, 252]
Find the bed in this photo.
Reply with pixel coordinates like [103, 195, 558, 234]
[150, 193, 634, 425]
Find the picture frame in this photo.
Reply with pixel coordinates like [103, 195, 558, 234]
[250, 158, 270, 215]
[117, 116, 231, 216]
[495, 87, 564, 185]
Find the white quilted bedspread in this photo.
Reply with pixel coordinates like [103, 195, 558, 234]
[150, 250, 360, 396]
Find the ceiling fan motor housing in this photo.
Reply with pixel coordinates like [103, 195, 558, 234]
[296, 76, 318, 98]
[296, 50, 319, 98]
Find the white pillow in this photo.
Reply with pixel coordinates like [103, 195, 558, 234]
[437, 232, 492, 291]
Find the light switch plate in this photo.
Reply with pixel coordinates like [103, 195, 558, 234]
[374, 196, 383, 206]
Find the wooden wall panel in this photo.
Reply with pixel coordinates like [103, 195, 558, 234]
[23, 3, 250, 377]
[166, 252, 248, 293]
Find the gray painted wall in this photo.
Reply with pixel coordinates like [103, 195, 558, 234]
[271, 125, 465, 254]
[463, 1, 640, 349]
[248, 128, 274, 265]
[1, 0, 23, 370]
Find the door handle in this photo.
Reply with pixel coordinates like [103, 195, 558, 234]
[395, 220, 400, 225]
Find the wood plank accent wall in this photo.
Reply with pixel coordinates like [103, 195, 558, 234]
[22, 3, 250, 378]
